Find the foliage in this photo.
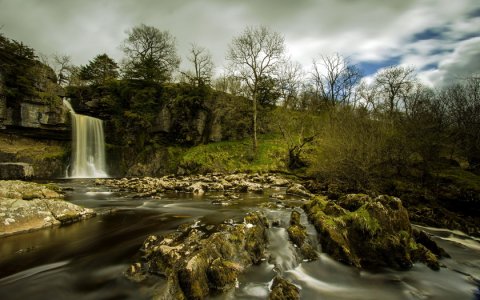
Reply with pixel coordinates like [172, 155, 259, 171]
[271, 107, 324, 169]
[0, 32, 37, 100]
[79, 53, 119, 85]
[121, 24, 180, 82]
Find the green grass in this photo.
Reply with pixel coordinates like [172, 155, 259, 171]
[179, 134, 288, 173]
[436, 167, 480, 191]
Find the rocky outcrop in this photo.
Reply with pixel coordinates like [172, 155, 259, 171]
[303, 194, 448, 270]
[0, 181, 95, 236]
[0, 133, 67, 178]
[0, 162, 34, 179]
[125, 211, 269, 299]
[0, 60, 69, 140]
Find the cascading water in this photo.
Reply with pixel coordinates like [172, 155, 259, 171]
[63, 99, 108, 178]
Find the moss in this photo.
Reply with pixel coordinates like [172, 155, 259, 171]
[207, 258, 240, 291]
[411, 244, 440, 271]
[345, 206, 381, 236]
[269, 276, 300, 300]
[42, 183, 61, 193]
[287, 225, 307, 247]
[290, 211, 301, 226]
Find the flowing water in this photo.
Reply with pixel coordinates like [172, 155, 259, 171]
[0, 179, 479, 299]
[63, 100, 108, 178]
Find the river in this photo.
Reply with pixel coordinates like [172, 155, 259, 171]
[0, 179, 479, 299]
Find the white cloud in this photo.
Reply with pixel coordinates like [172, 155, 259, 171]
[0, 0, 478, 87]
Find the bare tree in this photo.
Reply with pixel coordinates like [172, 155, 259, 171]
[183, 43, 214, 86]
[311, 53, 362, 107]
[52, 53, 73, 86]
[355, 80, 379, 112]
[227, 25, 285, 152]
[276, 59, 304, 108]
[374, 66, 416, 115]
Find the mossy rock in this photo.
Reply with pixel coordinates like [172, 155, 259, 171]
[304, 195, 446, 270]
[337, 193, 371, 211]
[287, 224, 307, 247]
[125, 211, 269, 299]
[177, 253, 210, 300]
[290, 210, 301, 226]
[411, 244, 440, 271]
[207, 258, 241, 291]
[269, 276, 300, 300]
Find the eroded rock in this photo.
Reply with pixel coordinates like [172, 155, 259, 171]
[269, 276, 300, 300]
[287, 211, 318, 261]
[125, 211, 269, 299]
[0, 181, 95, 236]
[286, 183, 313, 198]
[303, 195, 447, 270]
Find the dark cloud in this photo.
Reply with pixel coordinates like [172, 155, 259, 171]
[0, 0, 478, 86]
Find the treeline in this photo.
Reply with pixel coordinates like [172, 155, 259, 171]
[1, 26, 479, 195]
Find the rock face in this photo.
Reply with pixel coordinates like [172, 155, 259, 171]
[125, 211, 269, 299]
[304, 194, 448, 270]
[0, 62, 69, 140]
[0, 162, 34, 179]
[0, 181, 95, 236]
[0, 133, 67, 179]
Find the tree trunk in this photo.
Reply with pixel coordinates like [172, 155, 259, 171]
[253, 93, 258, 153]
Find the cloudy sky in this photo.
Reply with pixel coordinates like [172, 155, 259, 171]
[1, 0, 479, 86]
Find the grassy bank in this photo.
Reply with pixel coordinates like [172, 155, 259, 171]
[178, 134, 289, 174]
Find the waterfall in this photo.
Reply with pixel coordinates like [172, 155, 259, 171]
[63, 99, 108, 178]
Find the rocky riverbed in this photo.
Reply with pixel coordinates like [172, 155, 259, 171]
[1, 174, 478, 299]
[90, 173, 461, 299]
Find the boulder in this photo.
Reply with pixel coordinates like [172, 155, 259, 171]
[287, 211, 318, 261]
[267, 176, 290, 187]
[269, 276, 300, 300]
[125, 211, 269, 299]
[0, 181, 95, 236]
[303, 195, 447, 270]
[286, 183, 313, 198]
[0, 162, 34, 180]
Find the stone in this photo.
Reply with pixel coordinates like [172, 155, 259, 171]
[268, 176, 290, 187]
[269, 276, 300, 300]
[270, 193, 285, 200]
[207, 258, 242, 291]
[303, 195, 448, 270]
[286, 183, 313, 198]
[287, 211, 318, 261]
[0, 162, 34, 180]
[0, 181, 95, 236]
[125, 211, 269, 299]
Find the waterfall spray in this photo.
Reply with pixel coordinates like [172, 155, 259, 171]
[63, 99, 108, 178]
